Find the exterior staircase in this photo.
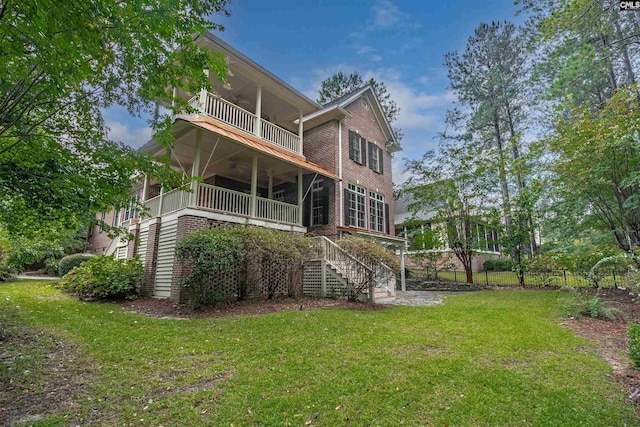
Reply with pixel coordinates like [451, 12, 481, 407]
[303, 236, 396, 304]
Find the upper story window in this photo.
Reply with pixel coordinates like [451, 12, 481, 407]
[348, 131, 367, 166]
[346, 184, 366, 228]
[369, 191, 384, 232]
[273, 189, 285, 202]
[368, 142, 384, 174]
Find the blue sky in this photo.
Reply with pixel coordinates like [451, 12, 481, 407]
[107, 0, 524, 183]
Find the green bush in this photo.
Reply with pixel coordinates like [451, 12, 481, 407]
[176, 228, 243, 308]
[483, 258, 512, 271]
[336, 237, 400, 272]
[58, 253, 94, 276]
[59, 256, 142, 300]
[629, 322, 640, 369]
[561, 292, 622, 321]
[176, 227, 316, 308]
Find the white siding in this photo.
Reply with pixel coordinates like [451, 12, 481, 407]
[153, 219, 177, 298]
[137, 227, 149, 266]
[115, 244, 127, 260]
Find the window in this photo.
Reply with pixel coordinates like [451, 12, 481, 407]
[99, 211, 106, 232]
[369, 191, 384, 232]
[112, 209, 120, 227]
[311, 180, 324, 226]
[368, 142, 384, 174]
[346, 184, 366, 228]
[273, 189, 285, 202]
[348, 131, 367, 165]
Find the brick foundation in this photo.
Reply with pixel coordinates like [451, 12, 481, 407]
[169, 215, 211, 303]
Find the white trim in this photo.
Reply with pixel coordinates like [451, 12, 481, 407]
[172, 208, 307, 233]
[338, 120, 344, 227]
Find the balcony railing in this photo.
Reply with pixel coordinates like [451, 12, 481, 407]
[189, 91, 301, 154]
[141, 183, 301, 226]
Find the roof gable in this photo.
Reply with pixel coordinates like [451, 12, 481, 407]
[323, 85, 401, 152]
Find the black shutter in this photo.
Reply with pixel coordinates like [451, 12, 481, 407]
[360, 137, 367, 166]
[344, 188, 351, 226]
[378, 147, 384, 175]
[321, 185, 329, 224]
[348, 131, 356, 161]
[368, 142, 374, 171]
[384, 203, 390, 235]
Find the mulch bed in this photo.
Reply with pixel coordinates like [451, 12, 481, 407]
[120, 295, 389, 319]
[561, 288, 640, 416]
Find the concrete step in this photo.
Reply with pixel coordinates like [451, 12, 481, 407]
[374, 295, 396, 304]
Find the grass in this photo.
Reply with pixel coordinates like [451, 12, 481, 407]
[0, 280, 637, 426]
[434, 270, 623, 288]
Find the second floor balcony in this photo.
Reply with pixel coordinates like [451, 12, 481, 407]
[188, 90, 303, 155]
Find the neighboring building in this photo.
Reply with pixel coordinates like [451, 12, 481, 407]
[394, 192, 503, 272]
[87, 33, 404, 302]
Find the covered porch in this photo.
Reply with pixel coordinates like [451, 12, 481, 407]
[137, 116, 338, 230]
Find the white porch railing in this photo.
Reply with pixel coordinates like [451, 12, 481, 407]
[197, 183, 252, 217]
[256, 196, 298, 224]
[160, 187, 190, 215]
[190, 91, 301, 154]
[260, 118, 301, 154]
[196, 183, 300, 225]
[145, 195, 161, 217]
[140, 183, 301, 226]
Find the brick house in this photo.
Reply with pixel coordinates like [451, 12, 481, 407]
[87, 33, 405, 302]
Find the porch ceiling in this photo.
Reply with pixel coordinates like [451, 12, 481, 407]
[142, 117, 339, 187]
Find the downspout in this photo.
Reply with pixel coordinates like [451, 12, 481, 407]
[338, 120, 344, 227]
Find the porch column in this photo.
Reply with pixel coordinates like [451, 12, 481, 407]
[255, 86, 262, 138]
[141, 174, 148, 202]
[157, 185, 165, 217]
[400, 244, 406, 292]
[190, 130, 202, 206]
[250, 154, 258, 217]
[298, 110, 304, 155]
[298, 169, 303, 225]
[198, 69, 210, 112]
[267, 170, 273, 199]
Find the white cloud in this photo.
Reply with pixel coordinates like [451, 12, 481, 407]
[372, 0, 402, 29]
[371, 54, 382, 62]
[106, 119, 152, 149]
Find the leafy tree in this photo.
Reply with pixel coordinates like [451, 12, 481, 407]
[317, 71, 402, 141]
[0, 0, 229, 243]
[404, 224, 455, 280]
[543, 86, 640, 263]
[404, 142, 494, 284]
[444, 21, 537, 283]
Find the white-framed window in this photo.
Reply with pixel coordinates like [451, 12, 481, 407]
[311, 180, 324, 226]
[349, 131, 366, 165]
[369, 191, 384, 232]
[347, 183, 366, 228]
[371, 146, 380, 172]
[273, 189, 285, 202]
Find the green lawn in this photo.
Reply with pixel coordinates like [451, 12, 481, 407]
[435, 270, 623, 288]
[1, 280, 637, 426]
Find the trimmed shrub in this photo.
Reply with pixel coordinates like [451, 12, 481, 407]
[176, 227, 316, 308]
[58, 253, 94, 276]
[483, 258, 512, 272]
[629, 322, 640, 369]
[59, 256, 142, 300]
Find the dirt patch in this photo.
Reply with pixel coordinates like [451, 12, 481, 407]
[562, 288, 640, 415]
[0, 317, 92, 426]
[120, 296, 389, 319]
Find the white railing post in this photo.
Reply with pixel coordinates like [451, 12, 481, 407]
[157, 186, 164, 217]
[190, 130, 201, 206]
[255, 86, 262, 138]
[250, 154, 258, 218]
[320, 239, 327, 296]
[298, 169, 303, 225]
[298, 110, 304, 155]
[400, 244, 406, 292]
[199, 88, 208, 112]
